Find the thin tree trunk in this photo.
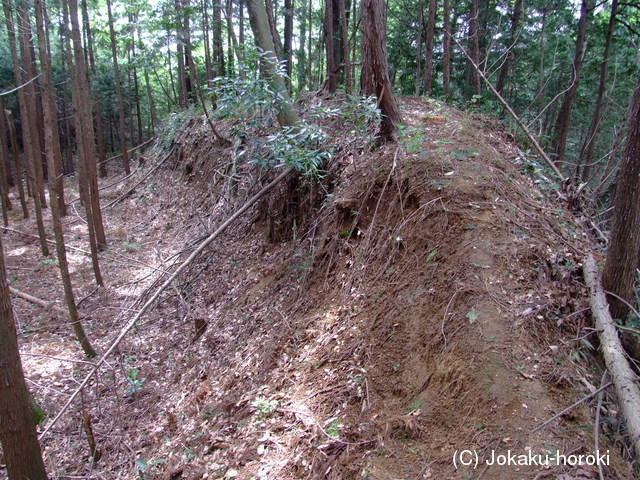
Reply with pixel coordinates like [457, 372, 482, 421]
[442, 0, 451, 95]
[307, 0, 313, 88]
[338, 0, 351, 92]
[495, 0, 523, 94]
[283, 0, 294, 90]
[0, 97, 13, 225]
[3, 109, 29, 218]
[202, 0, 213, 83]
[325, 0, 337, 92]
[35, 0, 97, 358]
[82, 0, 107, 179]
[415, 0, 423, 96]
[5, 1, 50, 255]
[423, 0, 437, 95]
[107, 0, 131, 174]
[537, 3, 547, 133]
[0, 233, 48, 480]
[467, 0, 482, 96]
[551, 0, 590, 164]
[580, 0, 617, 182]
[62, 0, 104, 285]
[297, 0, 307, 89]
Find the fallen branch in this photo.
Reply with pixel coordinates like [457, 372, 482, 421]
[583, 253, 640, 456]
[4, 227, 90, 255]
[105, 146, 175, 208]
[532, 380, 613, 433]
[10, 287, 69, 315]
[450, 34, 565, 184]
[39, 167, 292, 440]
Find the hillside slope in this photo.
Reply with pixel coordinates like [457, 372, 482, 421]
[7, 97, 636, 480]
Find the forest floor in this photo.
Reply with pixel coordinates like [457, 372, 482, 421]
[2, 96, 638, 480]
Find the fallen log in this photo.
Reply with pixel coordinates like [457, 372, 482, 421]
[10, 286, 68, 315]
[584, 253, 640, 457]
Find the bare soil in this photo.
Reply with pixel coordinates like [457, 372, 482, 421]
[2, 97, 636, 480]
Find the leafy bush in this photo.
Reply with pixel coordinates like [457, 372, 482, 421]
[251, 123, 331, 177]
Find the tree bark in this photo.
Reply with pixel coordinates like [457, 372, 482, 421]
[247, 0, 300, 127]
[360, 0, 401, 141]
[551, 0, 590, 164]
[603, 75, 640, 322]
[415, 0, 423, 96]
[283, 0, 294, 90]
[0, 232, 49, 480]
[442, 0, 451, 95]
[467, 0, 482, 97]
[325, 0, 337, 92]
[3, 108, 29, 218]
[82, 0, 107, 179]
[338, 0, 351, 92]
[0, 97, 13, 225]
[423, 0, 437, 95]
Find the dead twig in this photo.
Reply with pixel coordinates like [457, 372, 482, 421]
[532, 381, 613, 433]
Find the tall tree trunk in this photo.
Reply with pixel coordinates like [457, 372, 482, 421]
[82, 0, 107, 179]
[415, 0, 423, 96]
[36, 0, 97, 358]
[265, 0, 282, 59]
[0, 98, 13, 223]
[467, 0, 482, 97]
[297, 0, 308, 90]
[0, 234, 48, 480]
[4, 0, 50, 255]
[307, 0, 313, 88]
[203, 0, 213, 83]
[283, 0, 294, 90]
[3, 108, 29, 218]
[603, 75, 640, 322]
[225, 0, 244, 69]
[537, 3, 547, 133]
[130, 23, 144, 144]
[423, 0, 437, 95]
[247, 0, 300, 127]
[68, 0, 107, 249]
[442, 0, 451, 95]
[107, 0, 131, 174]
[338, 0, 351, 92]
[62, 0, 105, 285]
[551, 0, 590, 164]
[360, 0, 401, 141]
[580, 0, 617, 182]
[495, 0, 523, 94]
[213, 0, 224, 76]
[324, 0, 337, 92]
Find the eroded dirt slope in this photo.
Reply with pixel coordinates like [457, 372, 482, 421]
[4, 98, 635, 480]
